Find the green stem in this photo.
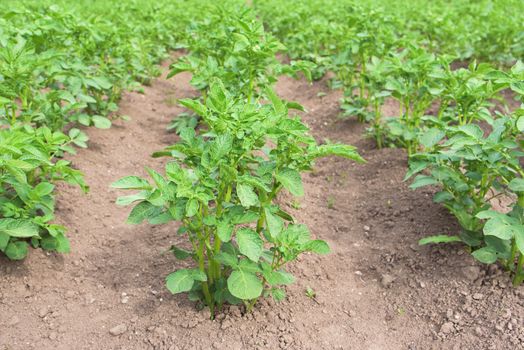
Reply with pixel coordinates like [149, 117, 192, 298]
[513, 253, 524, 287]
[374, 100, 382, 149]
[508, 237, 517, 271]
[197, 240, 214, 317]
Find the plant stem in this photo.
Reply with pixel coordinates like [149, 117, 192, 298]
[512, 253, 524, 287]
[508, 237, 517, 271]
[197, 239, 214, 317]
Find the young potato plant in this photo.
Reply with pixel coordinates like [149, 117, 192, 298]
[168, 10, 287, 100]
[167, 3, 312, 131]
[0, 126, 88, 260]
[381, 47, 447, 155]
[435, 62, 507, 125]
[407, 114, 524, 285]
[113, 80, 363, 317]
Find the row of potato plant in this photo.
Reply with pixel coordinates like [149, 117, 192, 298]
[113, 2, 363, 317]
[344, 55, 524, 285]
[255, 0, 524, 285]
[0, 0, 203, 260]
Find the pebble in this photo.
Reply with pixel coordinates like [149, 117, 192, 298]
[109, 324, 127, 336]
[363, 225, 370, 232]
[220, 320, 232, 330]
[121, 292, 129, 304]
[39, 307, 49, 318]
[440, 322, 454, 334]
[472, 293, 484, 300]
[461, 266, 481, 282]
[475, 326, 483, 336]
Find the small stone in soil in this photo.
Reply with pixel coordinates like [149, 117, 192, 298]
[109, 324, 127, 336]
[38, 307, 49, 318]
[472, 293, 484, 300]
[461, 266, 481, 282]
[440, 322, 454, 334]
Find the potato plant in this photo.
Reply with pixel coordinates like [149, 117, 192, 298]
[114, 81, 363, 316]
[407, 112, 524, 285]
[0, 126, 87, 259]
[0, 0, 207, 260]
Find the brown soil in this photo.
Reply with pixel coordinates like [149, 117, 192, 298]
[1, 61, 523, 350]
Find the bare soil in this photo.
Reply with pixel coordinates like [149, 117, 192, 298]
[1, 61, 523, 350]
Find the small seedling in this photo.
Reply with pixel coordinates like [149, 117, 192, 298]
[327, 196, 336, 209]
[305, 286, 316, 299]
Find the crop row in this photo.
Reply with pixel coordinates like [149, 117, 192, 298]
[0, 0, 205, 259]
[113, 1, 363, 318]
[255, 0, 524, 285]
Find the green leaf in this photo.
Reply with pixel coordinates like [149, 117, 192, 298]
[271, 288, 286, 302]
[409, 175, 438, 189]
[146, 167, 167, 190]
[92, 115, 112, 129]
[4, 241, 28, 260]
[0, 219, 39, 238]
[457, 124, 484, 139]
[276, 168, 304, 196]
[185, 199, 199, 217]
[55, 233, 70, 253]
[215, 251, 238, 267]
[263, 269, 295, 286]
[419, 235, 462, 245]
[483, 217, 513, 240]
[127, 201, 159, 224]
[34, 182, 54, 197]
[179, 98, 207, 116]
[508, 178, 524, 192]
[211, 134, 233, 160]
[304, 240, 330, 254]
[515, 226, 524, 254]
[472, 247, 498, 264]
[171, 245, 192, 260]
[116, 191, 149, 206]
[265, 87, 286, 115]
[517, 116, 524, 132]
[404, 161, 429, 181]
[0, 232, 10, 251]
[227, 270, 263, 300]
[237, 228, 263, 262]
[310, 144, 365, 163]
[419, 128, 445, 148]
[166, 269, 206, 294]
[207, 80, 227, 113]
[217, 220, 234, 242]
[111, 176, 150, 190]
[264, 207, 283, 239]
[237, 183, 259, 207]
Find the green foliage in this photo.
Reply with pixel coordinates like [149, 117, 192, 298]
[0, 126, 87, 259]
[114, 2, 363, 317]
[0, 0, 198, 259]
[407, 111, 524, 285]
[115, 80, 362, 316]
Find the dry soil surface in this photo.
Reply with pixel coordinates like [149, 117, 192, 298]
[1, 61, 523, 350]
